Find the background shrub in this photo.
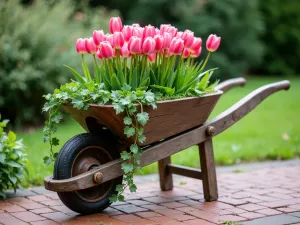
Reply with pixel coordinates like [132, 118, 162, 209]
[0, 0, 112, 126]
[0, 115, 27, 199]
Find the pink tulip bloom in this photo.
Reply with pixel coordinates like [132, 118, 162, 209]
[96, 49, 103, 59]
[132, 27, 144, 39]
[169, 37, 184, 55]
[182, 30, 194, 48]
[120, 43, 131, 58]
[92, 30, 105, 47]
[160, 24, 171, 35]
[142, 37, 156, 55]
[122, 25, 133, 42]
[176, 31, 183, 38]
[163, 32, 172, 49]
[113, 32, 125, 49]
[75, 38, 87, 54]
[85, 37, 97, 54]
[109, 17, 122, 34]
[166, 26, 178, 37]
[154, 34, 164, 52]
[128, 36, 142, 54]
[191, 46, 202, 58]
[144, 25, 156, 38]
[132, 23, 141, 28]
[104, 34, 114, 47]
[155, 28, 160, 35]
[182, 48, 191, 58]
[100, 41, 114, 59]
[189, 37, 202, 53]
[148, 53, 156, 63]
[206, 34, 221, 52]
[165, 48, 172, 57]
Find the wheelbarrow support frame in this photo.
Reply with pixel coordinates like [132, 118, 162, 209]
[44, 78, 290, 202]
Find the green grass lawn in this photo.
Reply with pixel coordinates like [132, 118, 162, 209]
[19, 77, 300, 186]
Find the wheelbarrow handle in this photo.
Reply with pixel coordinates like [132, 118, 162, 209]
[208, 80, 291, 136]
[215, 77, 247, 93]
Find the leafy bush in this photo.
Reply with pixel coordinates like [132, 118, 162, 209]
[0, 115, 27, 199]
[0, 0, 112, 126]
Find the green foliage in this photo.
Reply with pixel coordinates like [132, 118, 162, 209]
[0, 114, 27, 199]
[0, 0, 112, 126]
[258, 0, 300, 75]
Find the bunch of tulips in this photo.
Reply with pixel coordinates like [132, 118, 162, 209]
[73, 17, 221, 94]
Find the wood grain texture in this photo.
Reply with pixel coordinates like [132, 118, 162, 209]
[45, 80, 290, 192]
[199, 139, 218, 201]
[158, 157, 173, 191]
[167, 164, 202, 180]
[63, 91, 222, 146]
[215, 77, 246, 93]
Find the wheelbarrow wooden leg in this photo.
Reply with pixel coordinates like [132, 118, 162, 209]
[158, 156, 173, 191]
[199, 138, 218, 201]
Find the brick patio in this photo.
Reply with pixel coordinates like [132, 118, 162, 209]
[1, 163, 300, 225]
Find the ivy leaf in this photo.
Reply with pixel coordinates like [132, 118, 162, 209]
[122, 163, 134, 173]
[53, 152, 59, 159]
[123, 117, 132, 125]
[109, 194, 118, 203]
[116, 184, 124, 192]
[8, 131, 16, 142]
[145, 92, 155, 103]
[52, 112, 63, 124]
[138, 134, 146, 143]
[136, 112, 149, 126]
[120, 151, 131, 160]
[129, 183, 137, 192]
[128, 105, 136, 115]
[130, 144, 139, 154]
[51, 137, 59, 146]
[137, 128, 144, 136]
[72, 97, 84, 109]
[124, 126, 135, 137]
[43, 156, 53, 165]
[120, 97, 131, 106]
[112, 103, 124, 114]
[118, 195, 125, 202]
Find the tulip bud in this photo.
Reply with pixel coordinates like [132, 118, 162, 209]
[206, 34, 221, 52]
[128, 36, 142, 54]
[104, 34, 114, 47]
[144, 25, 156, 38]
[154, 34, 164, 52]
[113, 32, 125, 49]
[109, 17, 123, 34]
[189, 37, 202, 53]
[132, 23, 141, 28]
[169, 37, 184, 55]
[122, 25, 133, 42]
[182, 48, 191, 58]
[148, 53, 156, 63]
[93, 30, 105, 47]
[85, 37, 97, 54]
[120, 43, 131, 58]
[191, 46, 202, 58]
[160, 24, 171, 35]
[100, 41, 114, 59]
[142, 37, 156, 55]
[132, 27, 144, 39]
[166, 26, 178, 37]
[182, 30, 194, 48]
[163, 32, 172, 49]
[75, 38, 87, 54]
[96, 49, 103, 60]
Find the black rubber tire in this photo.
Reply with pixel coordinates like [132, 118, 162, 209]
[54, 133, 122, 214]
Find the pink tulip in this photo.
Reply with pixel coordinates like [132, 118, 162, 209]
[166, 26, 178, 37]
[85, 37, 97, 54]
[96, 49, 103, 59]
[128, 36, 142, 54]
[148, 53, 156, 63]
[165, 48, 172, 57]
[191, 46, 202, 58]
[104, 34, 114, 47]
[109, 17, 122, 34]
[182, 30, 194, 48]
[176, 31, 183, 38]
[132, 23, 141, 28]
[206, 34, 221, 52]
[155, 28, 160, 35]
[160, 24, 171, 35]
[163, 32, 172, 49]
[154, 34, 164, 52]
[142, 37, 156, 55]
[100, 41, 114, 59]
[169, 37, 184, 55]
[122, 25, 133, 42]
[75, 38, 87, 54]
[144, 25, 156, 38]
[189, 37, 202, 53]
[182, 48, 191, 58]
[113, 32, 125, 49]
[93, 30, 105, 47]
[120, 42, 131, 58]
[132, 27, 144, 39]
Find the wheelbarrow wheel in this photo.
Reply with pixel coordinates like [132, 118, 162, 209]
[53, 133, 123, 214]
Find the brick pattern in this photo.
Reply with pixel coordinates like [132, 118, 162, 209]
[0, 165, 299, 224]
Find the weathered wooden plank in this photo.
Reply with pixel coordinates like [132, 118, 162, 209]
[167, 164, 202, 180]
[199, 139, 218, 201]
[158, 157, 173, 191]
[215, 77, 246, 93]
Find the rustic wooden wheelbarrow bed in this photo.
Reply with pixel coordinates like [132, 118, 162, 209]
[44, 78, 290, 214]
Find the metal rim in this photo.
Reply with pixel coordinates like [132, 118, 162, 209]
[71, 146, 114, 203]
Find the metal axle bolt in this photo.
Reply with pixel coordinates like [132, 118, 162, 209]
[206, 126, 215, 136]
[93, 172, 103, 184]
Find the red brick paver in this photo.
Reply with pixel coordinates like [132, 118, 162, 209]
[0, 164, 299, 224]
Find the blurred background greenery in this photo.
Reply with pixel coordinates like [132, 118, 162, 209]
[0, 0, 299, 186]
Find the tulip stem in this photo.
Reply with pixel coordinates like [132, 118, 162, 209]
[124, 58, 127, 83]
[200, 51, 211, 72]
[93, 55, 101, 83]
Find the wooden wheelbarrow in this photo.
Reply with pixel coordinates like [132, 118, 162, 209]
[44, 78, 290, 214]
